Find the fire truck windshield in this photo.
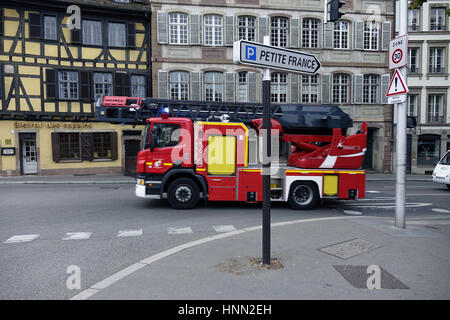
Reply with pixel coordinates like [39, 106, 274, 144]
[151, 123, 181, 148]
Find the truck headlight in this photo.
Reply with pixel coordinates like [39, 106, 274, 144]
[137, 179, 145, 186]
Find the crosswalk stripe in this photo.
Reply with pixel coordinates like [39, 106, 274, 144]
[167, 227, 193, 235]
[62, 232, 92, 240]
[117, 229, 143, 237]
[4, 234, 40, 243]
[213, 225, 237, 233]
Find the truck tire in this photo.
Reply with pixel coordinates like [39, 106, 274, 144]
[167, 178, 200, 209]
[447, 184, 450, 190]
[288, 181, 320, 210]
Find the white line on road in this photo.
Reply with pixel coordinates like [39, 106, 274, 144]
[62, 232, 92, 241]
[343, 210, 363, 215]
[213, 225, 237, 233]
[366, 190, 381, 193]
[167, 227, 193, 235]
[117, 229, 143, 237]
[432, 208, 450, 214]
[4, 234, 40, 244]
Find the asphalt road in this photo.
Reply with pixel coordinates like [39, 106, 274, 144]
[0, 180, 448, 299]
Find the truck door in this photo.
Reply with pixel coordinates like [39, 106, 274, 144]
[148, 122, 181, 173]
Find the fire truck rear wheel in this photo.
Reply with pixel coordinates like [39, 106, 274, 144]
[167, 178, 200, 209]
[288, 181, 320, 210]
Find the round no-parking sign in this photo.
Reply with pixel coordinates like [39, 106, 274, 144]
[389, 35, 408, 70]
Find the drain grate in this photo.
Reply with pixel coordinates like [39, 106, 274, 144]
[319, 238, 380, 259]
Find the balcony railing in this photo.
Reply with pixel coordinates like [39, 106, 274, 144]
[408, 25, 420, 31]
[430, 24, 446, 31]
[427, 115, 444, 124]
[429, 67, 445, 74]
[407, 66, 419, 73]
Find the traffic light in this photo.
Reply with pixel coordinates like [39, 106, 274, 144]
[329, 0, 345, 22]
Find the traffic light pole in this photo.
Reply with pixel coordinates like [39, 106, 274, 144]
[395, 0, 408, 229]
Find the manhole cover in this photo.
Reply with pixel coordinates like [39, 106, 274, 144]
[319, 238, 380, 259]
[334, 265, 409, 289]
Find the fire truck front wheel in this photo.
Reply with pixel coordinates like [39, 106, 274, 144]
[288, 181, 320, 210]
[167, 178, 200, 209]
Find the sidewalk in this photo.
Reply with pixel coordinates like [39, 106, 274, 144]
[0, 173, 431, 184]
[73, 216, 450, 300]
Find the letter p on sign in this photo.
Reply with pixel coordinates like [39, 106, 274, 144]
[245, 46, 257, 61]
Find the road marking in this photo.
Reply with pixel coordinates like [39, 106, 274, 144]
[406, 220, 450, 226]
[337, 202, 432, 209]
[432, 208, 450, 214]
[167, 227, 193, 235]
[366, 190, 381, 193]
[213, 225, 237, 233]
[62, 232, 92, 240]
[117, 229, 143, 237]
[70, 215, 382, 300]
[4, 234, 39, 243]
[343, 210, 362, 215]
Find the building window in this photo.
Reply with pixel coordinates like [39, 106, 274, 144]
[429, 48, 444, 73]
[417, 135, 441, 166]
[363, 21, 378, 50]
[302, 75, 318, 103]
[333, 21, 349, 49]
[204, 71, 223, 102]
[60, 133, 80, 160]
[237, 72, 248, 102]
[113, 0, 130, 3]
[271, 73, 287, 103]
[169, 71, 189, 100]
[238, 16, 256, 42]
[93, 73, 113, 100]
[427, 95, 443, 123]
[408, 94, 418, 116]
[363, 74, 379, 104]
[204, 15, 223, 46]
[169, 13, 188, 44]
[93, 133, 112, 159]
[82, 20, 102, 45]
[131, 75, 146, 98]
[430, 7, 446, 31]
[271, 17, 288, 48]
[58, 71, 79, 100]
[408, 48, 419, 73]
[108, 22, 126, 47]
[302, 18, 319, 48]
[408, 9, 420, 31]
[332, 73, 349, 104]
[44, 16, 57, 40]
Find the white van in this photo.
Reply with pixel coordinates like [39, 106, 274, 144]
[432, 150, 450, 190]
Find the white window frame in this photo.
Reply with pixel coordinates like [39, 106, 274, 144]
[332, 73, 349, 104]
[169, 71, 189, 100]
[408, 47, 419, 73]
[237, 71, 248, 102]
[363, 74, 379, 104]
[131, 75, 146, 98]
[108, 22, 126, 47]
[271, 72, 288, 103]
[82, 20, 102, 46]
[363, 21, 378, 51]
[204, 71, 223, 102]
[408, 94, 418, 116]
[44, 16, 57, 41]
[93, 72, 113, 100]
[302, 18, 319, 48]
[430, 7, 446, 31]
[58, 71, 79, 100]
[271, 17, 288, 48]
[238, 16, 256, 42]
[204, 15, 223, 46]
[429, 47, 444, 73]
[169, 13, 188, 45]
[301, 74, 318, 103]
[427, 95, 443, 123]
[408, 9, 420, 31]
[333, 21, 349, 49]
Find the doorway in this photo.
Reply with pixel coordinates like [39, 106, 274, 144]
[362, 128, 374, 170]
[124, 139, 141, 176]
[20, 133, 38, 175]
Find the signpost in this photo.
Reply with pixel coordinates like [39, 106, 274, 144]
[234, 38, 320, 264]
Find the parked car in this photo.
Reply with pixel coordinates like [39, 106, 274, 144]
[432, 150, 450, 190]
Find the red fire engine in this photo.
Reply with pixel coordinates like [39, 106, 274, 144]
[96, 96, 367, 210]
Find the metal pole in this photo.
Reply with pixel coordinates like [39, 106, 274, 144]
[262, 36, 272, 265]
[395, 0, 408, 229]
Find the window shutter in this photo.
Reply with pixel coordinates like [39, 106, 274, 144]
[51, 132, 61, 162]
[321, 74, 331, 104]
[381, 21, 391, 51]
[290, 18, 300, 48]
[114, 73, 130, 96]
[224, 16, 235, 47]
[80, 132, 93, 161]
[353, 21, 364, 50]
[380, 74, 390, 104]
[290, 74, 299, 103]
[158, 70, 168, 99]
[225, 72, 235, 102]
[190, 14, 202, 45]
[45, 69, 57, 99]
[353, 74, 363, 104]
[29, 13, 41, 39]
[190, 71, 202, 101]
[79, 71, 92, 101]
[323, 22, 333, 49]
[71, 28, 81, 44]
[248, 72, 257, 103]
[157, 11, 168, 44]
[259, 17, 268, 43]
[127, 22, 136, 48]
[0, 9, 4, 36]
[111, 132, 118, 161]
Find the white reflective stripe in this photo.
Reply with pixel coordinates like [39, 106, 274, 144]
[319, 155, 337, 168]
